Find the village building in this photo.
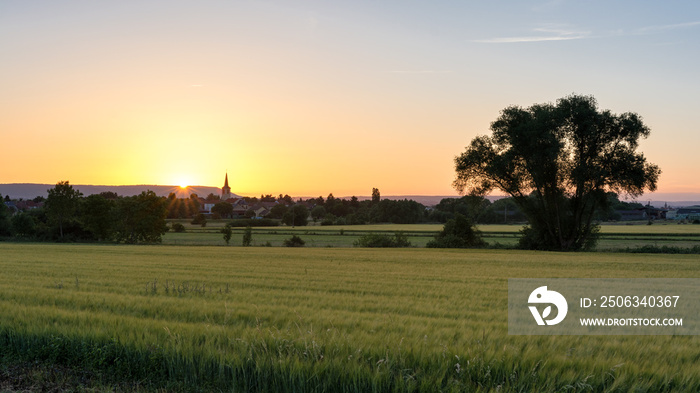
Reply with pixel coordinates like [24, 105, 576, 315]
[615, 209, 647, 221]
[673, 206, 700, 221]
[196, 172, 311, 218]
[4, 200, 44, 213]
[614, 204, 670, 221]
[198, 173, 262, 217]
[221, 173, 232, 201]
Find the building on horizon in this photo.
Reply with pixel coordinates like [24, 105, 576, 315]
[672, 206, 700, 221]
[222, 172, 232, 201]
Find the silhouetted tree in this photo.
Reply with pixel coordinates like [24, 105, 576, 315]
[242, 225, 252, 246]
[454, 94, 660, 250]
[370, 199, 425, 224]
[46, 181, 83, 239]
[0, 198, 11, 236]
[267, 204, 288, 219]
[221, 224, 233, 245]
[212, 202, 234, 219]
[283, 204, 309, 226]
[279, 194, 294, 204]
[372, 188, 380, 204]
[112, 191, 168, 244]
[99, 191, 119, 200]
[11, 213, 35, 238]
[81, 194, 115, 241]
[310, 205, 326, 222]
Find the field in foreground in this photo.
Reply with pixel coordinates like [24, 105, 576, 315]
[0, 243, 699, 392]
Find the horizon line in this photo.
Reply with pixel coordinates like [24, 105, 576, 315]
[1, 183, 699, 200]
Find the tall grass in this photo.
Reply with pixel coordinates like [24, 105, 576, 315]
[0, 244, 698, 391]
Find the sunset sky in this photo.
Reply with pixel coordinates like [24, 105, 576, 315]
[2, 1, 699, 198]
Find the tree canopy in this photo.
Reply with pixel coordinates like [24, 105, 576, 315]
[112, 191, 169, 244]
[454, 94, 660, 251]
[211, 202, 234, 219]
[46, 181, 83, 239]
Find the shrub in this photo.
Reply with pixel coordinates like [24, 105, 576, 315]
[426, 213, 486, 248]
[242, 226, 252, 247]
[191, 214, 207, 227]
[171, 223, 186, 233]
[283, 235, 305, 247]
[320, 214, 336, 226]
[354, 232, 411, 248]
[221, 224, 233, 246]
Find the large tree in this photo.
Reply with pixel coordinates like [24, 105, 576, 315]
[282, 204, 309, 227]
[112, 191, 168, 244]
[0, 196, 11, 236]
[454, 94, 660, 251]
[81, 194, 115, 241]
[211, 202, 234, 218]
[46, 181, 83, 239]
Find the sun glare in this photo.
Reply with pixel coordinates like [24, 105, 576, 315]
[179, 184, 188, 189]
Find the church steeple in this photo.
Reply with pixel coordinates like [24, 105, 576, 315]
[222, 172, 232, 200]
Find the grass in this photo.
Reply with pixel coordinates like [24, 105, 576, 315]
[1, 243, 699, 391]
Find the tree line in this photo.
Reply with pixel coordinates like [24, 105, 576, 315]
[0, 183, 433, 242]
[0, 181, 168, 243]
[278, 193, 426, 226]
[165, 187, 427, 227]
[426, 192, 647, 225]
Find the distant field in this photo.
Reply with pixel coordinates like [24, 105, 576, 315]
[165, 221, 700, 250]
[1, 243, 698, 391]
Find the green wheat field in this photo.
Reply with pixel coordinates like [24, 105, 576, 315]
[1, 241, 699, 392]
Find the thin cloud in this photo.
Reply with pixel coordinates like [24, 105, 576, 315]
[473, 20, 700, 44]
[474, 26, 591, 43]
[637, 21, 700, 33]
[389, 70, 453, 74]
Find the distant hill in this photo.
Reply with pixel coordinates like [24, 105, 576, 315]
[2, 184, 698, 208]
[0, 183, 225, 199]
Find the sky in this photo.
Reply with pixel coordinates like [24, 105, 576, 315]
[1, 1, 699, 198]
